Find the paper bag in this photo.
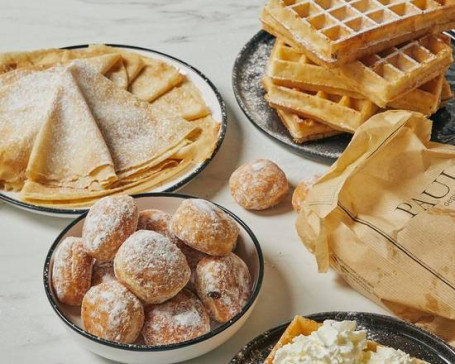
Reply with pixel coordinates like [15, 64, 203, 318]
[296, 110, 455, 344]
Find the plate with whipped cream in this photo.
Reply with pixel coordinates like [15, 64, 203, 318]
[231, 312, 455, 364]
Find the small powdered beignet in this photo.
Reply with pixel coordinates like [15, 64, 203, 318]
[114, 230, 190, 304]
[142, 289, 210, 346]
[82, 195, 138, 262]
[81, 281, 144, 344]
[91, 261, 116, 286]
[137, 209, 182, 246]
[229, 159, 289, 210]
[52, 236, 93, 306]
[195, 253, 252, 323]
[170, 199, 239, 256]
[137, 209, 171, 233]
[292, 180, 310, 212]
[179, 244, 208, 292]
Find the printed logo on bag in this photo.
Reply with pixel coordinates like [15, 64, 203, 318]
[396, 168, 455, 217]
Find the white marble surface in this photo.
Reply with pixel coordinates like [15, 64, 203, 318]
[0, 0, 386, 363]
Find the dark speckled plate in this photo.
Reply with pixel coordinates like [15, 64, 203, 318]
[230, 312, 455, 363]
[232, 31, 455, 163]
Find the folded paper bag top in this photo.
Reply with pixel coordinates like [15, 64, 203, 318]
[296, 110, 455, 345]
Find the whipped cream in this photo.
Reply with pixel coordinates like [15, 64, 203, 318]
[366, 346, 419, 364]
[273, 320, 368, 364]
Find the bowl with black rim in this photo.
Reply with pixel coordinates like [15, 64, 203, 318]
[43, 192, 264, 364]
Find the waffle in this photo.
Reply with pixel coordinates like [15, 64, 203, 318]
[264, 14, 453, 106]
[263, 0, 455, 67]
[265, 78, 378, 132]
[265, 316, 427, 363]
[276, 108, 343, 141]
[440, 78, 454, 107]
[263, 76, 341, 141]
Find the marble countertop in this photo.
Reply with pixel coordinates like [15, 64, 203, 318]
[0, 0, 386, 362]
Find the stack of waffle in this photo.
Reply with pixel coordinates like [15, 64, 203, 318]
[261, 0, 455, 143]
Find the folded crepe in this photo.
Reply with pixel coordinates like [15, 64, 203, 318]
[103, 59, 129, 89]
[149, 80, 211, 121]
[21, 61, 202, 202]
[64, 44, 145, 85]
[26, 69, 117, 191]
[0, 47, 121, 77]
[0, 68, 60, 190]
[128, 57, 184, 102]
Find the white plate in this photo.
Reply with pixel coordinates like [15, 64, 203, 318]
[0, 45, 227, 218]
[43, 193, 264, 364]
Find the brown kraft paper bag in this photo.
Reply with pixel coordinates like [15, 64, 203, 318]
[296, 110, 455, 344]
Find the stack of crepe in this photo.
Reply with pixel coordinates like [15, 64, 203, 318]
[0, 46, 220, 207]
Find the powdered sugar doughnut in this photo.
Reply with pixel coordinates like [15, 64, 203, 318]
[52, 237, 93, 306]
[229, 159, 289, 210]
[195, 253, 251, 323]
[91, 261, 116, 286]
[137, 209, 182, 247]
[170, 199, 239, 256]
[81, 281, 144, 344]
[179, 244, 208, 292]
[82, 195, 138, 262]
[292, 180, 310, 212]
[142, 289, 210, 346]
[137, 209, 171, 233]
[114, 230, 190, 304]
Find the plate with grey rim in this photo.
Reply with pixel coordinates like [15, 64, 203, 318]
[232, 30, 455, 163]
[230, 311, 455, 363]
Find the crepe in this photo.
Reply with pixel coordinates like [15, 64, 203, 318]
[20, 61, 203, 203]
[0, 48, 121, 76]
[0, 68, 60, 190]
[26, 69, 117, 191]
[104, 59, 129, 89]
[73, 44, 146, 84]
[0, 45, 221, 207]
[149, 80, 210, 120]
[128, 57, 184, 102]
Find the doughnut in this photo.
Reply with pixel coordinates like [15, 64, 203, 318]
[141, 289, 210, 346]
[137, 209, 183, 247]
[82, 195, 138, 262]
[292, 176, 319, 212]
[52, 236, 93, 306]
[292, 180, 310, 212]
[170, 199, 239, 256]
[137, 209, 171, 234]
[195, 253, 252, 323]
[114, 230, 190, 304]
[91, 261, 116, 286]
[229, 159, 289, 210]
[81, 281, 144, 344]
[179, 244, 208, 292]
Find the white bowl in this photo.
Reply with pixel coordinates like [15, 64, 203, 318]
[43, 193, 264, 364]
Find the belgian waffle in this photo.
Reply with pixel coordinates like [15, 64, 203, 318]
[268, 39, 447, 115]
[263, 0, 455, 67]
[264, 78, 378, 132]
[276, 108, 342, 141]
[441, 78, 454, 107]
[263, 76, 341, 142]
[264, 15, 453, 107]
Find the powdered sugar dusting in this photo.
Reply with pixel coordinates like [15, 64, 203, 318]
[142, 289, 210, 345]
[114, 230, 190, 303]
[195, 253, 251, 322]
[170, 199, 239, 255]
[82, 281, 144, 343]
[230, 159, 288, 210]
[83, 195, 137, 255]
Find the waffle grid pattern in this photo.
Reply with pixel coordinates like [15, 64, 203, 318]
[281, 0, 446, 43]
